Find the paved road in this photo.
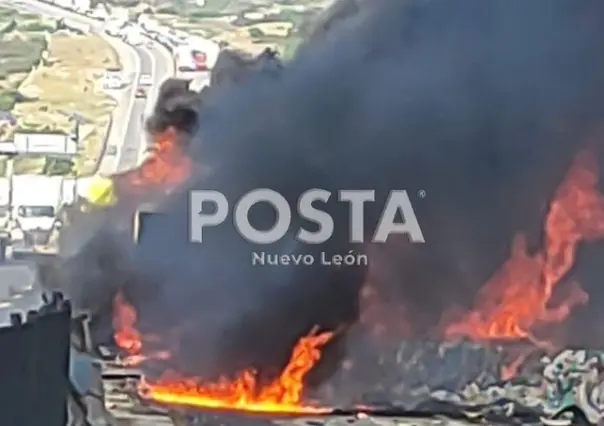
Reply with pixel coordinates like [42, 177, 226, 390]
[116, 43, 174, 172]
[114, 46, 149, 172]
[10, 0, 174, 172]
[0, 262, 42, 326]
[0, 0, 137, 321]
[0, 1, 172, 322]
[2, 1, 175, 191]
[6, 0, 142, 175]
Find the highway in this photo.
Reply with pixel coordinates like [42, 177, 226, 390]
[0, 0, 174, 325]
[7, 0, 174, 176]
[114, 46, 150, 172]
[6, 0, 141, 174]
[0, 4, 175, 421]
[117, 43, 174, 172]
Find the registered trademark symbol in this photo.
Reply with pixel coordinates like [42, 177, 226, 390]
[417, 189, 426, 198]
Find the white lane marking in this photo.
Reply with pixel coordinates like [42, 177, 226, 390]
[155, 40, 176, 77]
[137, 42, 175, 162]
[135, 46, 156, 162]
[116, 43, 142, 169]
[143, 47, 158, 117]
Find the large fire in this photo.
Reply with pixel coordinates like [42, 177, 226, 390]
[110, 128, 337, 414]
[113, 292, 334, 413]
[111, 148, 604, 412]
[114, 128, 192, 194]
[444, 151, 604, 344]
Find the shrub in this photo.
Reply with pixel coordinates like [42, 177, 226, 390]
[0, 37, 46, 58]
[0, 36, 47, 78]
[0, 91, 16, 111]
[247, 27, 264, 38]
[0, 8, 14, 18]
[0, 19, 16, 34]
[156, 6, 178, 15]
[189, 10, 227, 19]
[44, 157, 75, 176]
[281, 36, 301, 60]
[105, 0, 140, 6]
[19, 21, 55, 32]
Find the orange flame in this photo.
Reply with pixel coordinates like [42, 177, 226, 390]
[139, 328, 334, 414]
[115, 127, 192, 194]
[110, 127, 334, 412]
[113, 129, 604, 387]
[113, 292, 334, 413]
[113, 291, 143, 355]
[113, 291, 172, 366]
[444, 151, 604, 343]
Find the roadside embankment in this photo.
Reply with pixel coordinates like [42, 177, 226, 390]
[13, 31, 120, 175]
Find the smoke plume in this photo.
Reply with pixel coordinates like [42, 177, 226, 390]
[59, 0, 604, 385]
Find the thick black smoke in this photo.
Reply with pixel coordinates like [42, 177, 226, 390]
[59, 0, 604, 387]
[145, 77, 202, 137]
[210, 47, 283, 88]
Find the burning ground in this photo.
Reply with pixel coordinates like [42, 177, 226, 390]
[50, 0, 604, 422]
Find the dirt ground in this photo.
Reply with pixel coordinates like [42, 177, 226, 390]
[12, 32, 121, 175]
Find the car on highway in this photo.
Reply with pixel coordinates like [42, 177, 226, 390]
[135, 86, 148, 99]
[139, 74, 153, 86]
[103, 68, 123, 90]
[106, 145, 117, 156]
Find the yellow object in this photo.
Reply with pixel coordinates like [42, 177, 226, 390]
[86, 175, 117, 207]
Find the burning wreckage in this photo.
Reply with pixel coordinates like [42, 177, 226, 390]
[38, 0, 604, 424]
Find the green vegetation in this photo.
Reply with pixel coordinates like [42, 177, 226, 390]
[200, 0, 244, 14]
[188, 9, 231, 19]
[157, 0, 245, 17]
[0, 90, 16, 110]
[280, 35, 302, 60]
[0, 6, 117, 177]
[247, 27, 264, 38]
[43, 157, 76, 176]
[0, 37, 47, 79]
[0, 5, 53, 118]
[151, 0, 326, 59]
[18, 21, 56, 32]
[203, 0, 234, 10]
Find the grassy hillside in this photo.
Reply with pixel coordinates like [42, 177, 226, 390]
[143, 0, 330, 58]
[0, 5, 119, 176]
